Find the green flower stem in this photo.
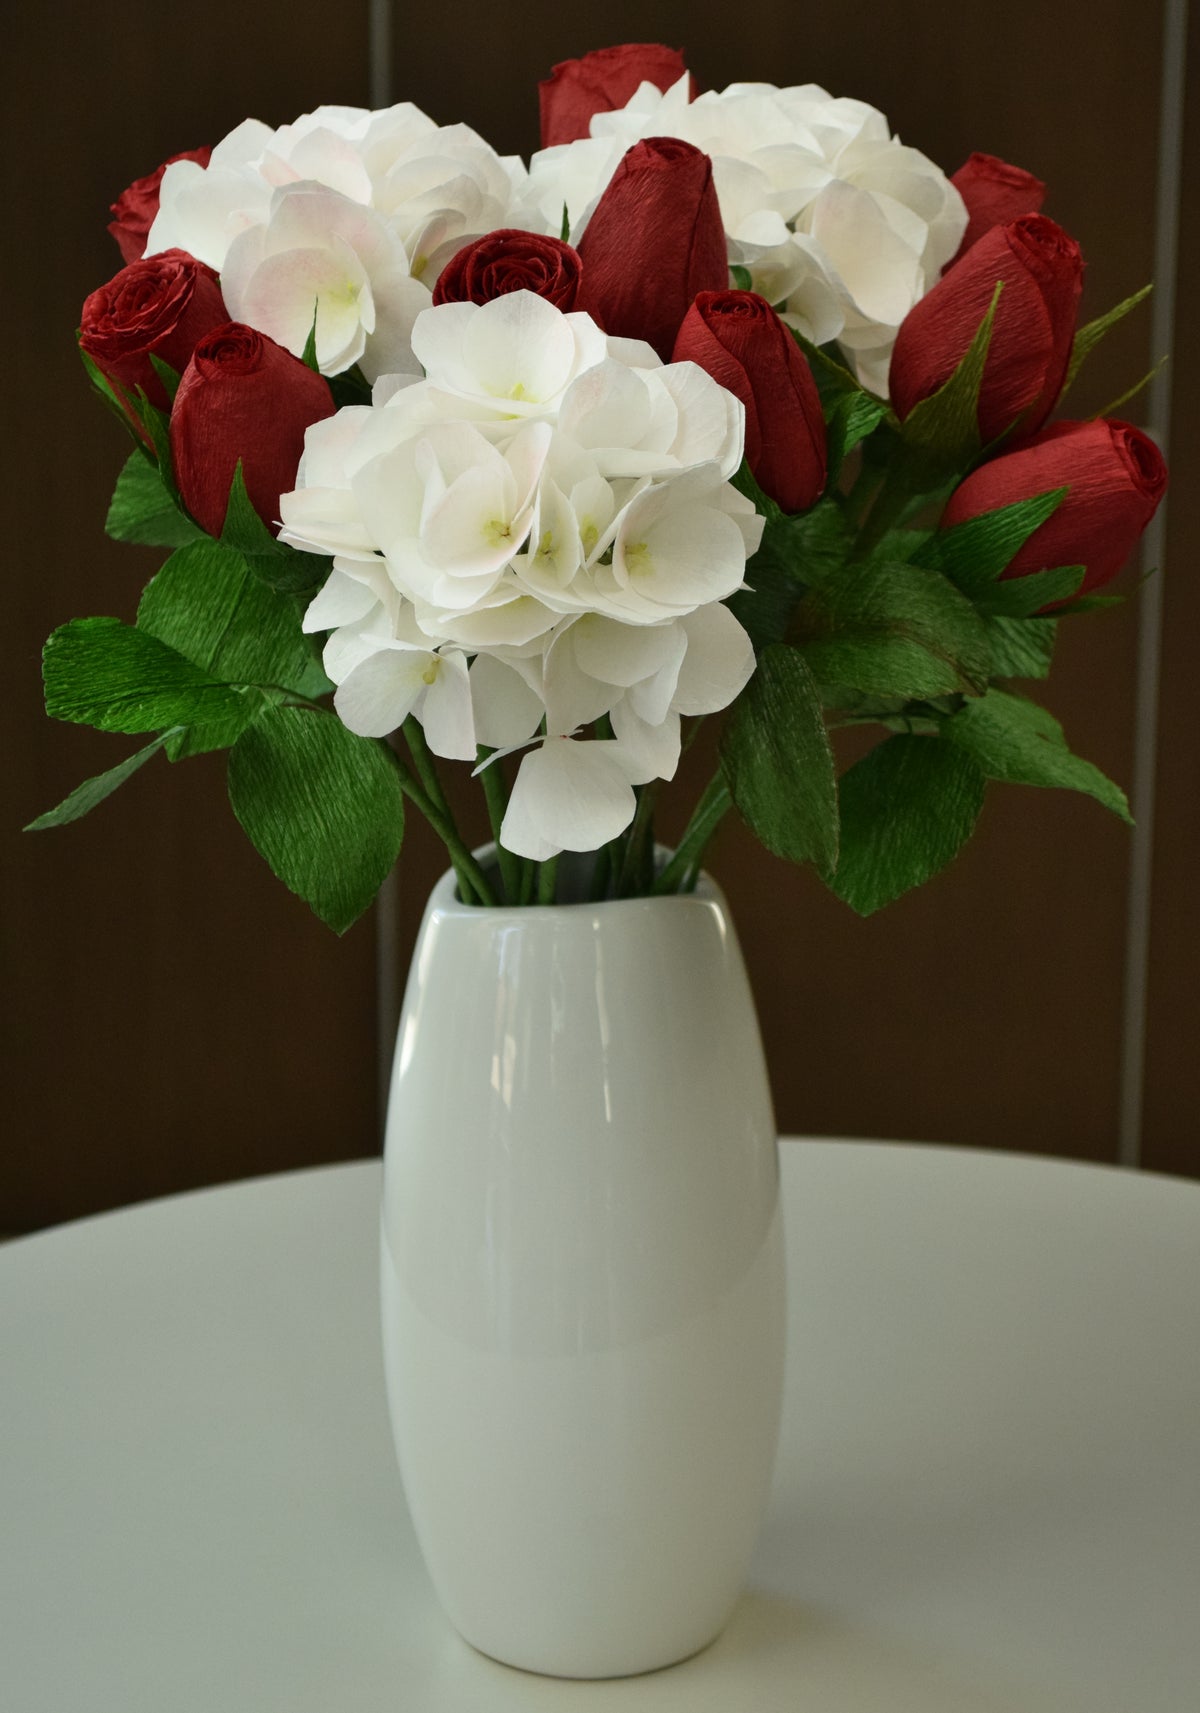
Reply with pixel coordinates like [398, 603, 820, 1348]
[616, 780, 659, 897]
[853, 473, 914, 558]
[403, 717, 453, 817]
[476, 747, 522, 906]
[386, 738, 498, 907]
[653, 774, 732, 895]
[537, 853, 559, 905]
[519, 856, 536, 907]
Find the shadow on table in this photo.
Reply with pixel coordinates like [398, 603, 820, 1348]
[443, 1591, 1016, 1711]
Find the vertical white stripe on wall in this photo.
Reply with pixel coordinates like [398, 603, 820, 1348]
[1117, 0, 1189, 1168]
[371, 3, 400, 1134]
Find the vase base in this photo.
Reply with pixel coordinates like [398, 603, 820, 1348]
[458, 1613, 730, 1681]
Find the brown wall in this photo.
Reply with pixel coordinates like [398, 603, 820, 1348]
[4, 0, 1195, 1230]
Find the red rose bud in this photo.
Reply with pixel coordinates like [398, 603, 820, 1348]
[169, 323, 336, 537]
[433, 229, 583, 311]
[539, 44, 692, 148]
[948, 153, 1047, 263]
[79, 249, 228, 413]
[673, 290, 826, 513]
[107, 148, 212, 265]
[577, 138, 728, 360]
[890, 214, 1083, 445]
[941, 418, 1167, 598]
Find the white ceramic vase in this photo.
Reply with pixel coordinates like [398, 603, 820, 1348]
[380, 862, 785, 1680]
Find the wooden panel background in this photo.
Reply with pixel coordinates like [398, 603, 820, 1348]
[4, 0, 1195, 1230]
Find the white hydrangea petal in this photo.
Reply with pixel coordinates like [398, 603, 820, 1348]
[427, 590, 558, 649]
[462, 290, 583, 406]
[418, 650, 475, 760]
[359, 271, 432, 382]
[614, 495, 748, 609]
[302, 565, 383, 633]
[500, 739, 637, 859]
[672, 603, 757, 715]
[332, 644, 431, 736]
[543, 623, 621, 734]
[806, 180, 923, 328]
[471, 654, 546, 749]
[609, 703, 682, 784]
[571, 613, 686, 691]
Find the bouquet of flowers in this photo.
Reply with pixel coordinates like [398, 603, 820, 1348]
[32, 42, 1167, 928]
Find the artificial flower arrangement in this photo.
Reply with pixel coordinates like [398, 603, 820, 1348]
[31, 42, 1168, 927]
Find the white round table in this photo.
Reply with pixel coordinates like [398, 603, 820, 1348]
[3, 1142, 1197, 1712]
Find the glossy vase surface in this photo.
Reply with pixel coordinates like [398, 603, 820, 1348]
[380, 864, 785, 1679]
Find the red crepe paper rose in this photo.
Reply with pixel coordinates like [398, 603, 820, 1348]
[673, 290, 826, 513]
[79, 249, 228, 412]
[539, 44, 692, 148]
[948, 153, 1046, 264]
[108, 148, 212, 265]
[577, 138, 727, 360]
[433, 229, 584, 311]
[941, 418, 1167, 598]
[890, 214, 1083, 444]
[169, 323, 336, 537]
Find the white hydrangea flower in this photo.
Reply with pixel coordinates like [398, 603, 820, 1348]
[145, 101, 528, 376]
[282, 295, 761, 857]
[523, 73, 966, 395]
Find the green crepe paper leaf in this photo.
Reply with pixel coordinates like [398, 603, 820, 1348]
[863, 526, 936, 568]
[138, 539, 330, 698]
[942, 690, 1131, 823]
[984, 615, 1058, 680]
[728, 497, 853, 652]
[727, 537, 806, 653]
[148, 353, 181, 404]
[328, 366, 372, 408]
[1095, 356, 1167, 420]
[773, 495, 854, 589]
[24, 731, 179, 831]
[972, 563, 1084, 618]
[560, 203, 570, 243]
[105, 450, 205, 548]
[897, 281, 1002, 478]
[729, 264, 753, 291]
[137, 538, 331, 755]
[827, 736, 987, 914]
[720, 644, 839, 872]
[219, 463, 330, 596]
[917, 489, 1066, 597]
[131, 387, 181, 503]
[1064, 283, 1153, 394]
[730, 457, 783, 525]
[227, 705, 404, 933]
[787, 327, 864, 404]
[43, 617, 259, 735]
[301, 304, 320, 373]
[77, 340, 144, 443]
[1054, 590, 1127, 615]
[825, 390, 890, 484]
[794, 559, 992, 699]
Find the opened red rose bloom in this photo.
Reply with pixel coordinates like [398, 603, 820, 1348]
[434, 230, 584, 311]
[79, 249, 228, 413]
